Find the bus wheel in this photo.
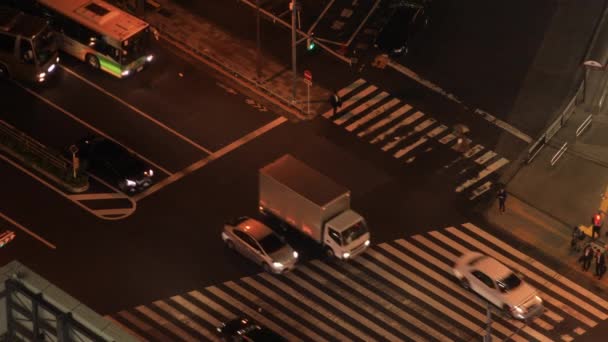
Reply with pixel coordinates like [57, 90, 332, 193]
[86, 54, 100, 69]
[0, 64, 8, 78]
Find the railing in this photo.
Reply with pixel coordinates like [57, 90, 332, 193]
[0, 119, 68, 170]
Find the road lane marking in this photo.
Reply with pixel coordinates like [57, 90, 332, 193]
[60, 65, 214, 155]
[153, 300, 214, 341]
[135, 305, 196, 341]
[188, 290, 236, 319]
[171, 295, 222, 328]
[0, 212, 56, 250]
[370, 110, 423, 144]
[324, 85, 377, 119]
[0, 154, 136, 220]
[12, 81, 173, 176]
[462, 223, 608, 311]
[455, 157, 509, 193]
[381, 117, 435, 151]
[104, 315, 148, 342]
[68, 193, 128, 201]
[134, 117, 287, 202]
[345, 98, 400, 132]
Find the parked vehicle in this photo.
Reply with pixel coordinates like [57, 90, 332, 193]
[453, 251, 544, 320]
[259, 154, 370, 260]
[216, 317, 285, 342]
[222, 216, 298, 274]
[374, 0, 431, 57]
[71, 136, 154, 193]
[0, 6, 59, 82]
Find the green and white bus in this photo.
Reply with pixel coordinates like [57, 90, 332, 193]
[16, 0, 156, 78]
[0, 6, 59, 83]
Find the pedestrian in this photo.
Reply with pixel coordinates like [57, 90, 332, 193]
[596, 250, 606, 279]
[592, 211, 603, 240]
[497, 188, 507, 213]
[582, 244, 594, 271]
[571, 226, 584, 252]
[329, 91, 342, 116]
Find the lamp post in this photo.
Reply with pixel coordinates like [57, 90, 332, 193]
[256, 0, 262, 81]
[290, 0, 297, 102]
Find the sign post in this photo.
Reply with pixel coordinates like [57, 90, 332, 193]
[303, 70, 312, 115]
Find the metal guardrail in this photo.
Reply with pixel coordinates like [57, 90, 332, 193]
[526, 80, 583, 164]
[0, 119, 67, 170]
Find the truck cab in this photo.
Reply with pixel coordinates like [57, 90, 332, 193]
[325, 210, 370, 259]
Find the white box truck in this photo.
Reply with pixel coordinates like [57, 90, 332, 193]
[259, 154, 370, 260]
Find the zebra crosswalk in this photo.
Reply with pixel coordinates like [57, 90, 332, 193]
[322, 79, 511, 200]
[109, 223, 608, 342]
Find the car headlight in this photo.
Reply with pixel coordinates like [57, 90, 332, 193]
[56, 56, 60, 62]
[146, 54, 154, 62]
[121, 69, 130, 76]
[293, 251, 298, 258]
[126, 179, 136, 187]
[364, 240, 370, 247]
[514, 306, 526, 314]
[38, 72, 46, 79]
[535, 295, 542, 303]
[272, 262, 284, 269]
[342, 252, 350, 259]
[148, 169, 154, 177]
[48, 64, 56, 73]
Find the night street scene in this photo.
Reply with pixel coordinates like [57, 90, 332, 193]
[4, 0, 608, 341]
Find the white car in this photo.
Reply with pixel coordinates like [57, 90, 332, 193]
[222, 217, 298, 274]
[453, 251, 544, 320]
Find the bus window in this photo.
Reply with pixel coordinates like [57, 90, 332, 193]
[20, 39, 35, 64]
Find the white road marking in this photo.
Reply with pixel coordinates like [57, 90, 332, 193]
[464, 144, 485, 158]
[171, 295, 222, 327]
[445, 228, 600, 327]
[105, 315, 148, 341]
[427, 124, 448, 138]
[371, 110, 424, 144]
[469, 181, 493, 200]
[13, 81, 173, 176]
[345, 98, 401, 132]
[333, 91, 389, 125]
[0, 211, 55, 250]
[560, 334, 574, 342]
[0, 154, 136, 221]
[322, 78, 366, 118]
[357, 104, 413, 138]
[326, 85, 378, 119]
[573, 327, 586, 335]
[474, 150, 498, 165]
[133, 117, 287, 202]
[117, 310, 170, 341]
[381, 118, 435, 151]
[188, 290, 237, 319]
[68, 193, 128, 201]
[394, 137, 427, 159]
[463, 223, 608, 311]
[455, 158, 509, 193]
[135, 305, 197, 342]
[60, 66, 214, 155]
[153, 300, 215, 341]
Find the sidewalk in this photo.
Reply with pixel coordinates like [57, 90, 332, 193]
[142, 0, 333, 121]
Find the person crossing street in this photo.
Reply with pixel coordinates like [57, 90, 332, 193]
[329, 91, 342, 116]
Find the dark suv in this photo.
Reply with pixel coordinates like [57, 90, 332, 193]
[216, 317, 285, 342]
[73, 136, 154, 193]
[375, 0, 431, 57]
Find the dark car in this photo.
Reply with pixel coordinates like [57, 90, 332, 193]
[374, 0, 431, 57]
[72, 136, 154, 193]
[216, 317, 285, 342]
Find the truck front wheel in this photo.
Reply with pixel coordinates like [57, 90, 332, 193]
[325, 247, 335, 259]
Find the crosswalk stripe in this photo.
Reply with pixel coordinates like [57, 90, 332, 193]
[297, 265, 412, 341]
[283, 270, 392, 341]
[438, 133, 456, 144]
[258, 272, 369, 341]
[381, 118, 435, 151]
[377, 244, 531, 342]
[443, 228, 599, 327]
[345, 98, 401, 132]
[322, 78, 366, 118]
[357, 104, 413, 138]
[463, 222, 608, 311]
[207, 285, 302, 341]
[455, 157, 509, 193]
[450, 227, 607, 322]
[333, 91, 389, 125]
[310, 260, 449, 342]
[153, 300, 214, 341]
[370, 111, 424, 144]
[356, 252, 500, 341]
[135, 305, 197, 341]
[117, 310, 170, 341]
[398, 239, 554, 340]
[469, 181, 493, 200]
[393, 136, 427, 159]
[242, 276, 351, 341]
[224, 280, 327, 341]
[464, 144, 485, 158]
[427, 124, 448, 138]
[474, 150, 497, 165]
[423, 232, 565, 324]
[106, 315, 149, 341]
[171, 295, 222, 329]
[324, 85, 378, 119]
[188, 290, 236, 320]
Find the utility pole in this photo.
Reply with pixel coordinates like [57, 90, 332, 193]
[256, 0, 262, 81]
[290, 0, 297, 102]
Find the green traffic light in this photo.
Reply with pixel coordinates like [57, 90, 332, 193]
[307, 40, 316, 51]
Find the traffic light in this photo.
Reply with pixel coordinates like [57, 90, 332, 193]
[306, 36, 316, 51]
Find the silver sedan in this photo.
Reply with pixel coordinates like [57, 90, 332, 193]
[222, 217, 298, 274]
